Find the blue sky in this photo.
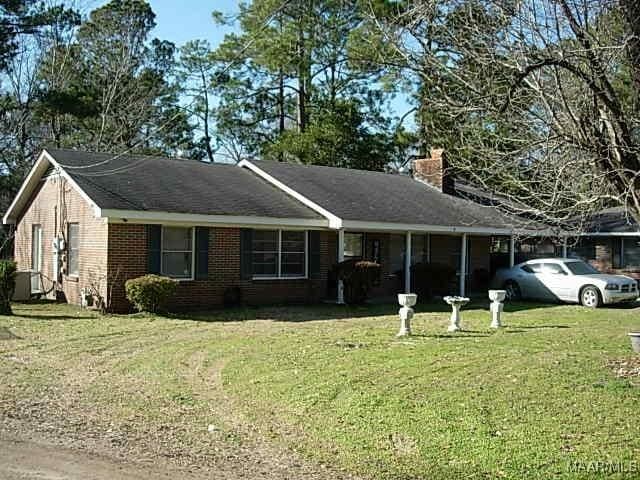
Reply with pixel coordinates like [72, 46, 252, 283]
[80, 0, 413, 123]
[81, 0, 238, 46]
[149, 0, 238, 47]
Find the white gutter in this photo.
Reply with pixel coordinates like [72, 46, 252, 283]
[340, 219, 550, 236]
[102, 209, 329, 229]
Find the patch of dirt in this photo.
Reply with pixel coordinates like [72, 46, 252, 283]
[607, 356, 640, 385]
[0, 436, 203, 480]
[0, 351, 361, 480]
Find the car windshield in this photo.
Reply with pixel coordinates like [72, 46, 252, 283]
[564, 261, 599, 275]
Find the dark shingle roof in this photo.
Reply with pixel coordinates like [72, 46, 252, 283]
[251, 160, 520, 229]
[582, 207, 639, 233]
[48, 149, 322, 219]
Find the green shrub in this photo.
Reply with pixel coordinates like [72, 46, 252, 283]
[0, 260, 17, 315]
[334, 259, 381, 304]
[410, 262, 457, 300]
[125, 274, 178, 313]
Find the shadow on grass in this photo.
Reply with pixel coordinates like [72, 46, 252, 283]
[517, 324, 570, 329]
[0, 326, 21, 340]
[176, 299, 560, 324]
[412, 331, 494, 339]
[17, 313, 96, 321]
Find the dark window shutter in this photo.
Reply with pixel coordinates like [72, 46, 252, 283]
[308, 230, 321, 279]
[195, 227, 210, 280]
[147, 225, 161, 274]
[240, 228, 253, 280]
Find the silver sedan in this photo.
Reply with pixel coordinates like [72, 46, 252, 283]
[492, 258, 639, 308]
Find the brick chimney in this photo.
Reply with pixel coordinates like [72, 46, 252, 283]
[413, 148, 455, 195]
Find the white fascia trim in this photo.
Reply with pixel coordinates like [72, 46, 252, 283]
[102, 209, 329, 229]
[342, 220, 555, 236]
[46, 151, 103, 217]
[2, 150, 102, 224]
[238, 160, 343, 229]
[342, 220, 520, 235]
[3, 151, 48, 224]
[577, 232, 640, 237]
[2, 150, 103, 224]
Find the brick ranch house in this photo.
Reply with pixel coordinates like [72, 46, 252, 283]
[3, 149, 540, 312]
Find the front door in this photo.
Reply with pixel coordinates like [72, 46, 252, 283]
[31, 225, 42, 293]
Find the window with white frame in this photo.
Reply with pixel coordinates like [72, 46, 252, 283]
[67, 223, 79, 276]
[161, 227, 194, 279]
[252, 230, 307, 278]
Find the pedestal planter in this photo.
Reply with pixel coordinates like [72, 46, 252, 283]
[488, 290, 506, 329]
[443, 296, 470, 332]
[397, 293, 417, 337]
[629, 332, 640, 353]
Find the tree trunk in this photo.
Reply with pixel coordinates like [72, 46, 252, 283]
[201, 67, 214, 162]
[278, 68, 285, 135]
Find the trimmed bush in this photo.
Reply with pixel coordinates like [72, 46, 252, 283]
[0, 260, 17, 315]
[334, 259, 381, 304]
[125, 274, 177, 313]
[410, 262, 457, 300]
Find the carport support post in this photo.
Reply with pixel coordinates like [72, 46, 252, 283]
[337, 229, 345, 304]
[460, 233, 467, 296]
[509, 236, 515, 267]
[562, 237, 568, 258]
[405, 232, 412, 294]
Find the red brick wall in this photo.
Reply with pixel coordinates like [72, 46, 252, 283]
[14, 174, 108, 304]
[106, 224, 331, 312]
[413, 149, 455, 194]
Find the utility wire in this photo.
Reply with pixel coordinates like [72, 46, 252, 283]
[59, 0, 291, 174]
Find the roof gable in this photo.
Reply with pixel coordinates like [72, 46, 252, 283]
[3, 149, 324, 225]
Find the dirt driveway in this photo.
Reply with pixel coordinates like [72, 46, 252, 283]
[0, 438, 202, 480]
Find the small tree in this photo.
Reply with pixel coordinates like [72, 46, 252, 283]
[86, 266, 123, 314]
[334, 259, 381, 305]
[0, 260, 17, 315]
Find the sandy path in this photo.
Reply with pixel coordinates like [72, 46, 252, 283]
[0, 438, 204, 480]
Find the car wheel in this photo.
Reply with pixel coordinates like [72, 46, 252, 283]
[504, 281, 521, 301]
[580, 285, 601, 308]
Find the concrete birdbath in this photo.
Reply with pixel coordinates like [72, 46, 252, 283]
[397, 293, 417, 337]
[443, 296, 470, 332]
[488, 290, 506, 328]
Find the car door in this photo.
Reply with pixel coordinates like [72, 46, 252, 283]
[536, 263, 571, 301]
[523, 262, 550, 300]
[512, 263, 541, 299]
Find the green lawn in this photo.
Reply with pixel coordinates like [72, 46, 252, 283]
[1, 301, 639, 479]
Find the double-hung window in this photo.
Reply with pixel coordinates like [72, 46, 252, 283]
[252, 230, 307, 278]
[161, 226, 194, 279]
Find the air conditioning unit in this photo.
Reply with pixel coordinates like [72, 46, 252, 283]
[12, 271, 34, 301]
